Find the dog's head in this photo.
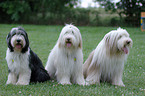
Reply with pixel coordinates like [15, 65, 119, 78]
[58, 24, 82, 49]
[105, 28, 133, 55]
[6, 27, 29, 53]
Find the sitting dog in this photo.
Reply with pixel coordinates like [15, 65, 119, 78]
[45, 24, 85, 85]
[6, 27, 50, 85]
[83, 28, 133, 86]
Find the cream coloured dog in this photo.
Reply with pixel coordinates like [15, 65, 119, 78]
[83, 28, 133, 86]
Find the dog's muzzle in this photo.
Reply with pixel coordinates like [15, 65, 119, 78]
[122, 39, 132, 54]
[15, 39, 23, 49]
[66, 38, 72, 48]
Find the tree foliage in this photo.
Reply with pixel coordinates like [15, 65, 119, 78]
[0, 1, 30, 21]
[0, 0, 78, 22]
[95, 0, 145, 26]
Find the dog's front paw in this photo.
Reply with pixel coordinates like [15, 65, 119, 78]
[113, 83, 125, 87]
[6, 80, 16, 85]
[60, 82, 72, 85]
[16, 81, 29, 85]
[81, 81, 90, 86]
[76, 79, 87, 86]
[112, 81, 125, 87]
[59, 80, 72, 85]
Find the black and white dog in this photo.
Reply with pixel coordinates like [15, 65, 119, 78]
[6, 27, 50, 85]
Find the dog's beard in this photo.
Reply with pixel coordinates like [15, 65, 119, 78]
[15, 43, 23, 49]
[13, 42, 23, 52]
[65, 38, 73, 48]
[122, 47, 129, 54]
[66, 42, 72, 48]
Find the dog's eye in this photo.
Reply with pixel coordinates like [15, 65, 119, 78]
[12, 33, 16, 36]
[72, 31, 74, 34]
[20, 33, 25, 36]
[118, 35, 122, 39]
[65, 32, 69, 34]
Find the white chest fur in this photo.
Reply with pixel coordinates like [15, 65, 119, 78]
[6, 48, 30, 75]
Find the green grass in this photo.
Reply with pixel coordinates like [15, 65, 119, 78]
[0, 24, 145, 96]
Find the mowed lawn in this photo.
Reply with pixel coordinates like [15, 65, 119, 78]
[0, 24, 145, 96]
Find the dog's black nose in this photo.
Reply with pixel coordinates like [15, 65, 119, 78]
[126, 41, 131, 44]
[67, 38, 70, 41]
[17, 39, 21, 43]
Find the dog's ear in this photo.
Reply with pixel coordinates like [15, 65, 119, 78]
[104, 33, 115, 54]
[58, 39, 61, 48]
[6, 32, 14, 52]
[57, 36, 62, 48]
[58, 43, 61, 48]
[105, 33, 110, 46]
[20, 28, 29, 53]
[22, 33, 29, 53]
[105, 32, 116, 46]
[6, 32, 10, 44]
[78, 35, 82, 49]
[105, 32, 118, 55]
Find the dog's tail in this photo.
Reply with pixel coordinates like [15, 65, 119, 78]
[83, 50, 95, 79]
